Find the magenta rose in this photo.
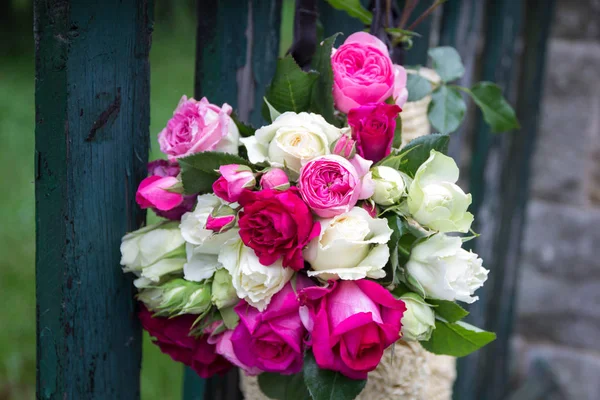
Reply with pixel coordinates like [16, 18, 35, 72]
[238, 188, 320, 270]
[208, 329, 262, 376]
[158, 96, 240, 161]
[332, 32, 395, 113]
[212, 164, 256, 203]
[348, 103, 402, 163]
[231, 278, 313, 375]
[298, 155, 375, 218]
[138, 305, 232, 378]
[299, 280, 406, 379]
[139, 160, 195, 220]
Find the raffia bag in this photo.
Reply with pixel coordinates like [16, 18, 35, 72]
[240, 69, 455, 400]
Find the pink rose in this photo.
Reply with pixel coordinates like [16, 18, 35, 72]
[212, 164, 256, 203]
[332, 32, 395, 113]
[260, 168, 290, 191]
[138, 305, 232, 378]
[207, 326, 262, 376]
[238, 188, 320, 270]
[361, 201, 378, 218]
[348, 103, 402, 163]
[231, 278, 313, 375]
[136, 175, 183, 211]
[144, 160, 195, 220]
[298, 154, 374, 218]
[205, 214, 236, 233]
[299, 280, 406, 379]
[330, 134, 356, 159]
[158, 96, 239, 161]
[393, 65, 409, 107]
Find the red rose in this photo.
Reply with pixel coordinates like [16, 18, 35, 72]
[238, 188, 320, 270]
[348, 103, 401, 163]
[138, 305, 231, 378]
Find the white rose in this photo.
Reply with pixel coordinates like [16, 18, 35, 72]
[371, 166, 411, 206]
[120, 221, 186, 282]
[304, 207, 393, 281]
[241, 112, 341, 176]
[180, 194, 239, 281]
[407, 150, 473, 233]
[218, 239, 293, 311]
[400, 292, 436, 341]
[406, 233, 488, 303]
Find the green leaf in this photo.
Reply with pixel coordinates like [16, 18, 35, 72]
[428, 47, 465, 83]
[231, 112, 256, 137]
[421, 320, 496, 357]
[406, 73, 432, 102]
[304, 351, 366, 400]
[262, 55, 319, 120]
[385, 28, 421, 37]
[428, 85, 466, 134]
[392, 115, 403, 148]
[390, 282, 412, 298]
[428, 300, 469, 323]
[258, 372, 311, 400]
[179, 151, 254, 194]
[310, 33, 342, 126]
[324, 0, 373, 24]
[380, 133, 449, 177]
[464, 82, 520, 133]
[263, 97, 281, 123]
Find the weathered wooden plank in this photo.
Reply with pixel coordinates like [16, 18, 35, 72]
[189, 1, 283, 399]
[34, 0, 152, 398]
[457, 0, 555, 399]
[182, 367, 205, 400]
[195, 0, 282, 127]
[398, 0, 434, 66]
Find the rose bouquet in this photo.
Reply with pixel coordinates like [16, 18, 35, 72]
[121, 31, 516, 399]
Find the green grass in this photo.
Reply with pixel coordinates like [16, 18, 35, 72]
[0, 2, 295, 398]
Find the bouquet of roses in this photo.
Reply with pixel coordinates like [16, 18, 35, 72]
[121, 31, 515, 399]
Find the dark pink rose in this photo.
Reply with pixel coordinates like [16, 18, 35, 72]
[231, 278, 313, 375]
[332, 33, 395, 113]
[136, 175, 183, 211]
[212, 164, 256, 203]
[298, 155, 374, 218]
[208, 329, 262, 376]
[142, 160, 195, 220]
[158, 96, 239, 161]
[205, 214, 236, 233]
[260, 168, 290, 191]
[138, 305, 232, 378]
[348, 103, 402, 163]
[238, 188, 320, 271]
[299, 280, 406, 379]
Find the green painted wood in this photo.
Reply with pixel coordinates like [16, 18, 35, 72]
[194, 0, 283, 127]
[457, 0, 555, 399]
[34, 0, 152, 398]
[183, 366, 205, 400]
[398, 0, 434, 66]
[189, 1, 283, 399]
[318, 0, 365, 39]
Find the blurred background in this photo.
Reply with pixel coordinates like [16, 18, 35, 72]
[0, 0, 598, 399]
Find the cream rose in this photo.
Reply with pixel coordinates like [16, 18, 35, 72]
[179, 194, 239, 282]
[218, 239, 293, 311]
[407, 150, 473, 233]
[120, 221, 186, 282]
[240, 112, 341, 177]
[400, 292, 436, 341]
[406, 233, 488, 304]
[304, 207, 393, 281]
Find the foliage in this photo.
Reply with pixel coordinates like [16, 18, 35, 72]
[310, 33, 342, 126]
[379, 133, 450, 177]
[323, 0, 373, 24]
[421, 320, 496, 357]
[258, 372, 311, 400]
[179, 152, 255, 194]
[303, 351, 367, 400]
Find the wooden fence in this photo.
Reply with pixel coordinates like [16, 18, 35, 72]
[34, 0, 555, 399]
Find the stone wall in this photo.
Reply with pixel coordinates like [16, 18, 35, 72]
[513, 0, 600, 398]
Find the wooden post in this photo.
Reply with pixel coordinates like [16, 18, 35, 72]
[188, 1, 283, 399]
[34, 0, 152, 398]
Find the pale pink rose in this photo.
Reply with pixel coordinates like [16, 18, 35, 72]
[136, 175, 183, 211]
[299, 280, 406, 379]
[393, 65, 409, 107]
[260, 168, 290, 191]
[332, 32, 395, 113]
[298, 155, 374, 218]
[158, 96, 239, 161]
[212, 164, 256, 203]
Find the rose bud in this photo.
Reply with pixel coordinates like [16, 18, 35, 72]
[399, 292, 435, 341]
[212, 164, 256, 203]
[330, 132, 356, 159]
[260, 168, 290, 191]
[371, 166, 411, 206]
[211, 269, 238, 310]
[205, 205, 237, 233]
[136, 175, 184, 211]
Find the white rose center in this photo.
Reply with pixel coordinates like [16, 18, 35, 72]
[320, 215, 370, 246]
